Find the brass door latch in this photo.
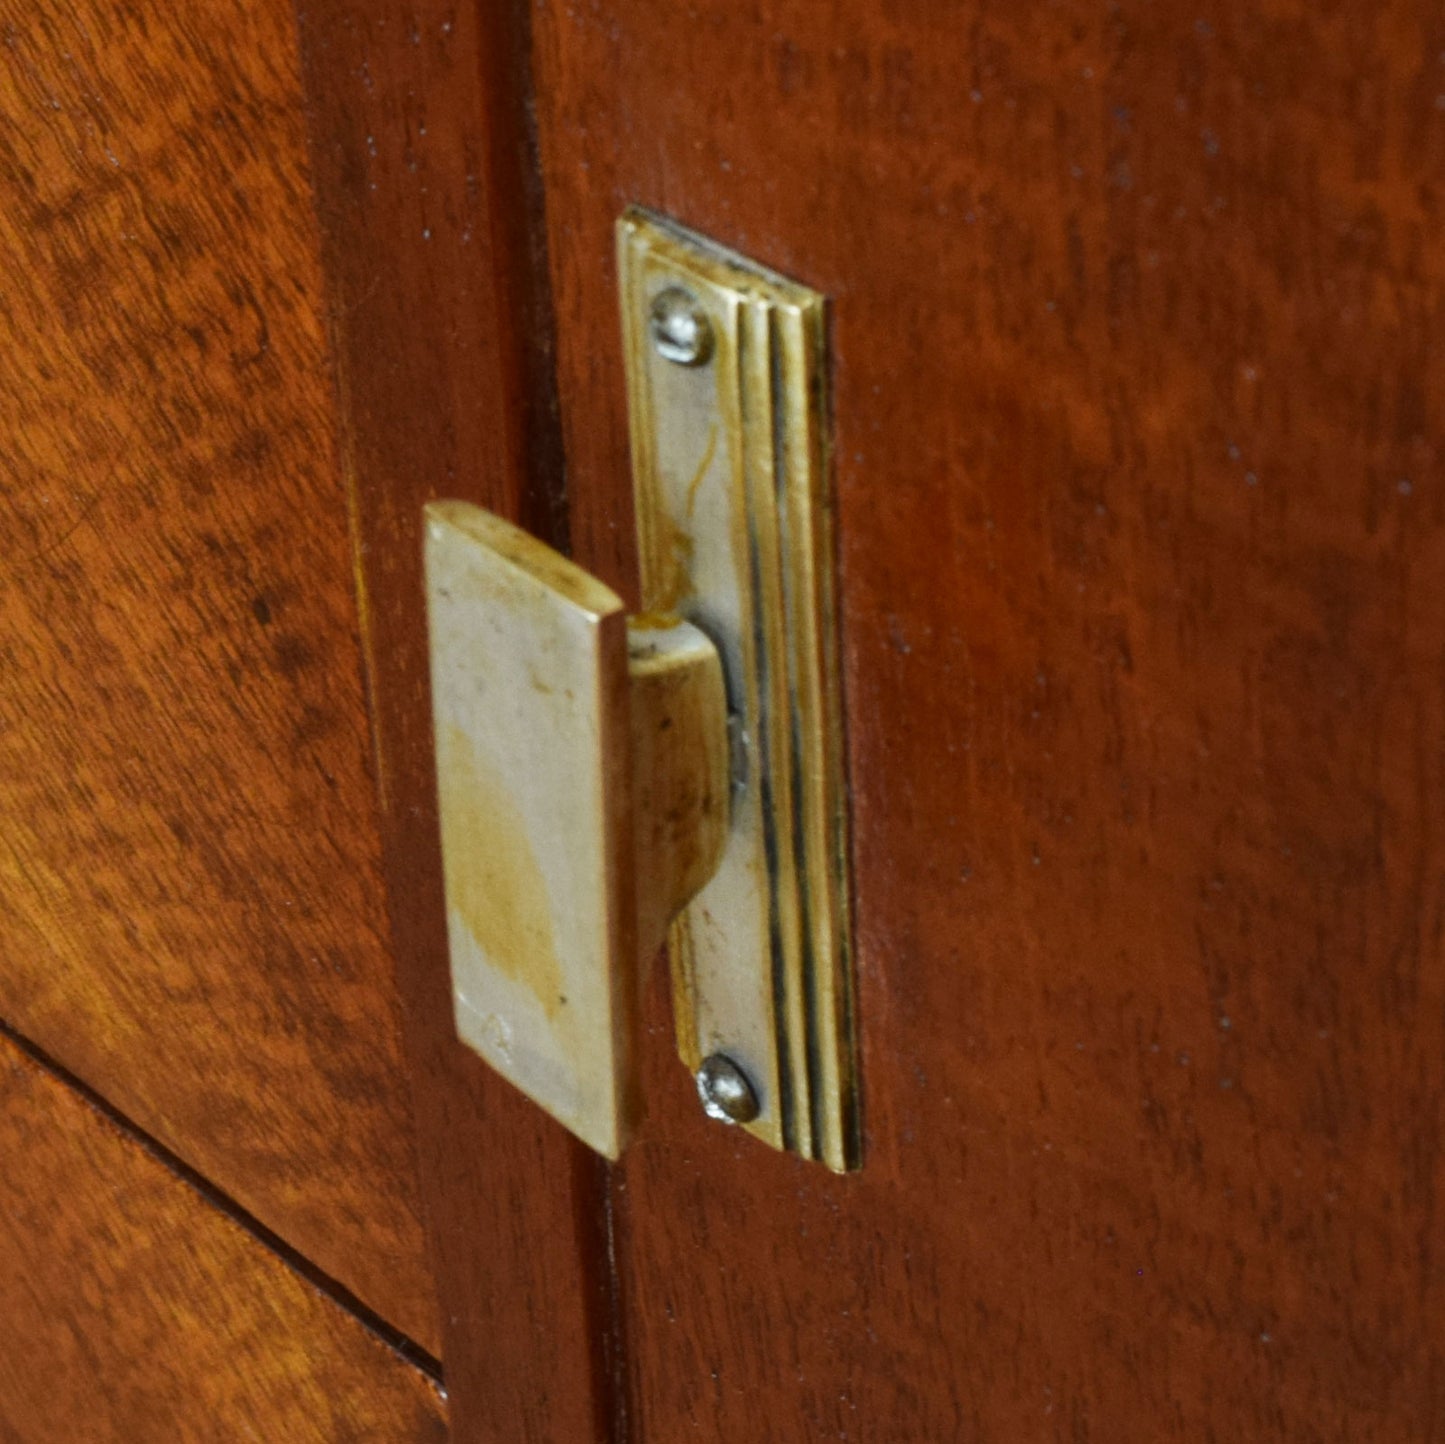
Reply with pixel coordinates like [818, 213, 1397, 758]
[425, 210, 860, 1170]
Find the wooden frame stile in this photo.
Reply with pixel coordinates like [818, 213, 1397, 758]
[293, 3, 622, 1440]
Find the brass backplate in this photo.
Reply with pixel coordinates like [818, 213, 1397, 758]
[618, 208, 860, 1171]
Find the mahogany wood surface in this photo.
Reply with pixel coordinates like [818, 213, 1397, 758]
[295, 3, 617, 1439]
[528, 2, 1445, 1439]
[0, 1029, 446, 1443]
[0, 0, 437, 1348]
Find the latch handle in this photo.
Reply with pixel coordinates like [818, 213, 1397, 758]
[426, 210, 859, 1171]
[424, 500, 728, 1159]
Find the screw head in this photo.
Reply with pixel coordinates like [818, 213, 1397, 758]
[649, 287, 714, 366]
[695, 1053, 760, 1125]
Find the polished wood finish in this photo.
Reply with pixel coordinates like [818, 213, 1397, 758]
[0, 0, 436, 1348]
[0, 1030, 445, 1443]
[527, 3, 1445, 1438]
[295, 4, 616, 1438]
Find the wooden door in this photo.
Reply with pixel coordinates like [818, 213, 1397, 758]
[0, 0, 444, 1434]
[301, 2, 1445, 1441]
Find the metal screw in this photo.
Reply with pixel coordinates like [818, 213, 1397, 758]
[649, 287, 714, 366]
[695, 1053, 760, 1125]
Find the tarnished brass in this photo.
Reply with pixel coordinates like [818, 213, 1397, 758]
[424, 502, 729, 1159]
[619, 208, 860, 1172]
[422, 215, 856, 1171]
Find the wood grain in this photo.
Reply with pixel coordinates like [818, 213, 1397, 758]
[294, 3, 617, 1439]
[0, 0, 436, 1348]
[0, 1028, 446, 1443]
[529, 2, 1445, 1439]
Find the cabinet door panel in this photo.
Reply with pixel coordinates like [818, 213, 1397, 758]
[530, 4, 1445, 1439]
[0, 1030, 445, 1443]
[0, 0, 436, 1350]
[302, 0, 1445, 1438]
